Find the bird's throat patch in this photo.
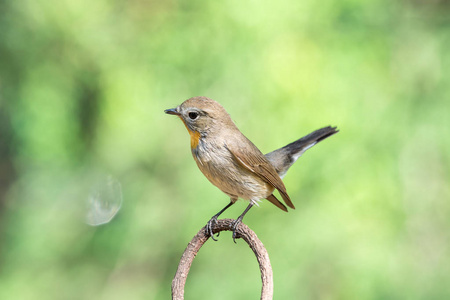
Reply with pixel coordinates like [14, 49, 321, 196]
[189, 130, 201, 149]
[178, 116, 201, 149]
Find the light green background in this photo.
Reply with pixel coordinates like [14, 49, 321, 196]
[1, 0, 449, 299]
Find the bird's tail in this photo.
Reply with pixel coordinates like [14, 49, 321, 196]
[265, 126, 338, 178]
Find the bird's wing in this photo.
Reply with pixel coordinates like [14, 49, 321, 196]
[226, 143, 295, 209]
[266, 194, 288, 212]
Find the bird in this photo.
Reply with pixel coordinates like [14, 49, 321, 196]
[165, 96, 338, 242]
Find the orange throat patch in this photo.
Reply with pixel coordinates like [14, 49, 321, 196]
[178, 116, 201, 149]
[189, 130, 201, 149]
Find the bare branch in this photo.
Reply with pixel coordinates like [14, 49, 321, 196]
[172, 218, 273, 300]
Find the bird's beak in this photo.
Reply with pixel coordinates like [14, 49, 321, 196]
[164, 107, 181, 116]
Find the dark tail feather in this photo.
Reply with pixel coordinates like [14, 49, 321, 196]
[283, 126, 338, 154]
[266, 194, 288, 212]
[265, 126, 338, 178]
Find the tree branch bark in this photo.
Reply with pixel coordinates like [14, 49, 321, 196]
[172, 218, 273, 300]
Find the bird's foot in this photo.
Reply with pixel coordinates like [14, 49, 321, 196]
[230, 218, 243, 244]
[206, 216, 220, 241]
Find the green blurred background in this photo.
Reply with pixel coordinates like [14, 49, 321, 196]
[1, 0, 449, 299]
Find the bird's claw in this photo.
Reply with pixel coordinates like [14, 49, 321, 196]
[206, 216, 220, 241]
[206, 216, 242, 243]
[231, 219, 242, 244]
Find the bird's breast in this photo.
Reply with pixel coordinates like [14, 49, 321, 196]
[192, 139, 273, 200]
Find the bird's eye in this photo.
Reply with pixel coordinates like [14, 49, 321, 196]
[188, 112, 199, 120]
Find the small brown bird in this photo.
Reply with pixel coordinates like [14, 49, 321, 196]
[165, 96, 337, 242]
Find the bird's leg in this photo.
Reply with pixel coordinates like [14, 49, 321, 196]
[231, 203, 254, 243]
[206, 200, 235, 241]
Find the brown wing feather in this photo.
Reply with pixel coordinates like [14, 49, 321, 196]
[266, 194, 288, 212]
[228, 145, 295, 209]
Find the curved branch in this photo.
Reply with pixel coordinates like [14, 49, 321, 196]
[172, 218, 273, 300]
